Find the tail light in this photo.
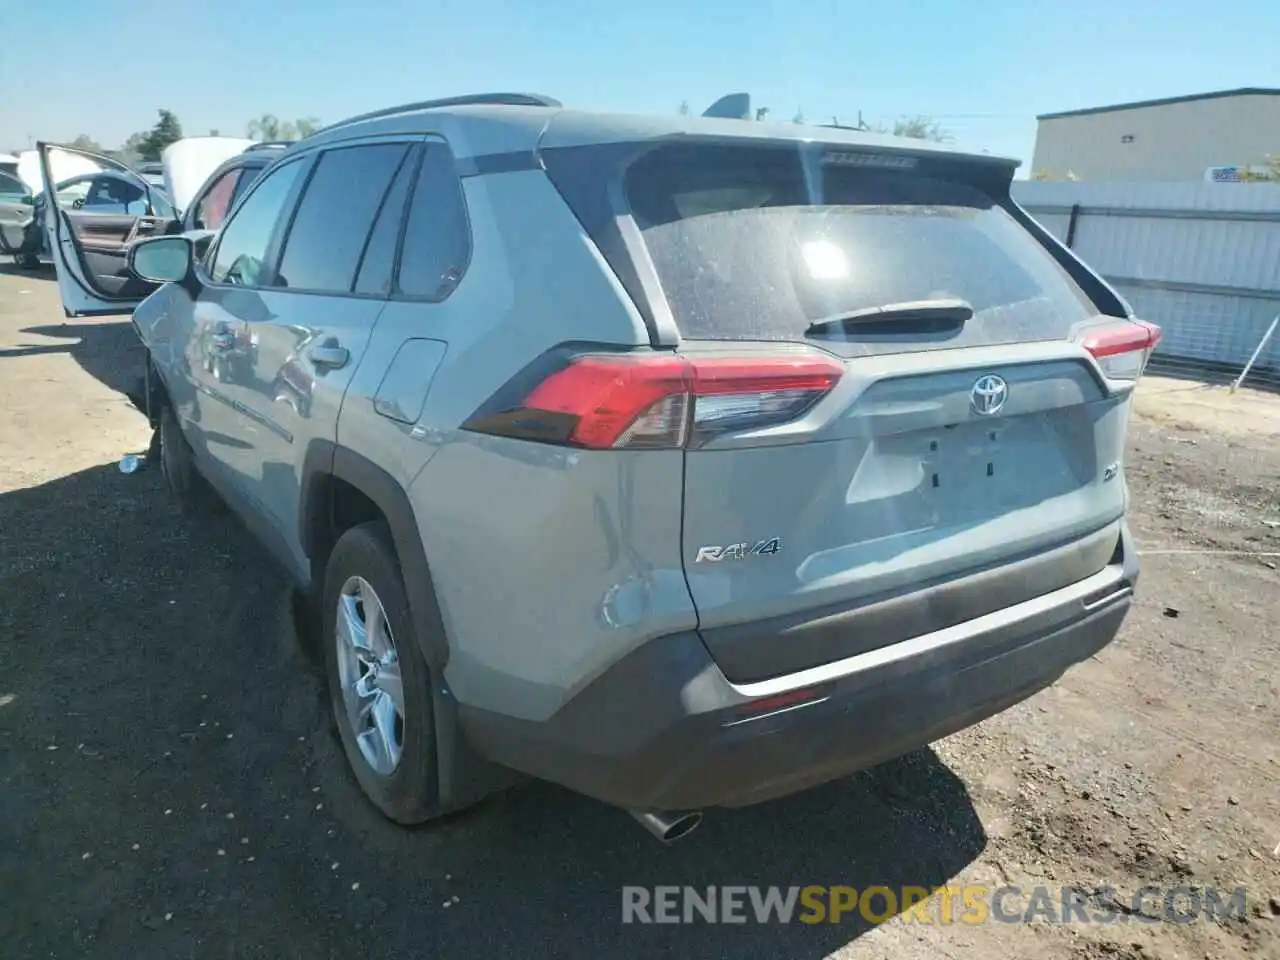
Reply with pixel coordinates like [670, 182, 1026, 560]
[1077, 319, 1163, 381]
[462, 350, 843, 450]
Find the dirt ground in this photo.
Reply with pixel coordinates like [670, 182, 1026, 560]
[0, 264, 1277, 960]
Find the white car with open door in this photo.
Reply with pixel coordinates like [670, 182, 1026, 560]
[0, 170, 36, 262]
[1, 149, 107, 268]
[36, 138, 253, 316]
[36, 144, 179, 315]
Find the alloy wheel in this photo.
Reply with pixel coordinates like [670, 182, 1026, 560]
[334, 576, 405, 776]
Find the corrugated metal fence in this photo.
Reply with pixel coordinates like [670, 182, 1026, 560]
[1012, 181, 1280, 390]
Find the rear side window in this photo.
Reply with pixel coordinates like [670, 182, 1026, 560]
[395, 142, 470, 300]
[621, 143, 1095, 343]
[275, 143, 409, 293]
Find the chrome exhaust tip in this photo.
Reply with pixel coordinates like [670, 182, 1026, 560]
[629, 808, 704, 844]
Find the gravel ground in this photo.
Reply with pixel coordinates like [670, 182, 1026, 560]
[1, 264, 1277, 960]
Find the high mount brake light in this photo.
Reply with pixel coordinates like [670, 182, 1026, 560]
[1078, 319, 1162, 381]
[463, 352, 843, 450]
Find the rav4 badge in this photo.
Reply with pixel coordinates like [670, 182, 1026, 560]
[694, 539, 782, 563]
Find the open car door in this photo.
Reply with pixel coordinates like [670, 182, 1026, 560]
[37, 142, 179, 317]
[21, 148, 102, 194]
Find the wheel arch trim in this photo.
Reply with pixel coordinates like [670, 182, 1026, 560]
[298, 439, 516, 809]
[300, 439, 447, 666]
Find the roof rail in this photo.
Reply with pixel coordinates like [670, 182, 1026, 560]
[314, 93, 561, 136]
[244, 141, 292, 152]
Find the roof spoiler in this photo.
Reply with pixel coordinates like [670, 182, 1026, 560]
[702, 93, 752, 120]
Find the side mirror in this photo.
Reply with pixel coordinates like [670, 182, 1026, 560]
[20, 194, 34, 206]
[129, 235, 193, 283]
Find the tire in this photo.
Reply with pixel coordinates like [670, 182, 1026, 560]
[322, 522, 441, 824]
[17, 253, 40, 270]
[159, 405, 220, 514]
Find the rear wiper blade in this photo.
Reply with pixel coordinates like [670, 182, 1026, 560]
[805, 298, 974, 335]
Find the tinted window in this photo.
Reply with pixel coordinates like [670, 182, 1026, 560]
[275, 143, 408, 293]
[229, 163, 267, 208]
[209, 159, 305, 286]
[353, 147, 417, 296]
[0, 172, 26, 200]
[85, 175, 144, 211]
[396, 143, 470, 300]
[618, 143, 1094, 343]
[193, 168, 243, 229]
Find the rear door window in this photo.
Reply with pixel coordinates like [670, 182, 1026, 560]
[274, 142, 409, 293]
[622, 143, 1096, 344]
[353, 145, 418, 296]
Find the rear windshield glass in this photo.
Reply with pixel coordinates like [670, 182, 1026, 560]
[622, 143, 1095, 342]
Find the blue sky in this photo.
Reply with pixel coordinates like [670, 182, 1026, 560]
[3, 0, 1276, 173]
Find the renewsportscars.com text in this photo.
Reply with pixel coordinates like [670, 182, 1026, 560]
[621, 884, 1248, 925]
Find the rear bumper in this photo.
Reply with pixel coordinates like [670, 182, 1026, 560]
[462, 538, 1137, 811]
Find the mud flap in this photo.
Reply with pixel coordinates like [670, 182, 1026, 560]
[125, 352, 168, 430]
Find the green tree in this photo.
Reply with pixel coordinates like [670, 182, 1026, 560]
[246, 114, 321, 141]
[247, 113, 285, 140]
[70, 134, 102, 152]
[792, 109, 806, 124]
[133, 110, 184, 160]
[881, 115, 950, 142]
[678, 100, 690, 116]
[116, 131, 148, 167]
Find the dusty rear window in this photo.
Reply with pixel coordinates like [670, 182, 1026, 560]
[622, 143, 1095, 342]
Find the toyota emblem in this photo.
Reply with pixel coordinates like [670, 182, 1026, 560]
[970, 374, 1008, 416]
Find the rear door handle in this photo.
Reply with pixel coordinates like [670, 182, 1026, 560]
[308, 343, 349, 370]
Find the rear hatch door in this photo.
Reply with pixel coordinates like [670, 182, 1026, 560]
[549, 134, 1140, 683]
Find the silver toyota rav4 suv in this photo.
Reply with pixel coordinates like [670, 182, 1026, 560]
[41, 93, 1159, 842]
